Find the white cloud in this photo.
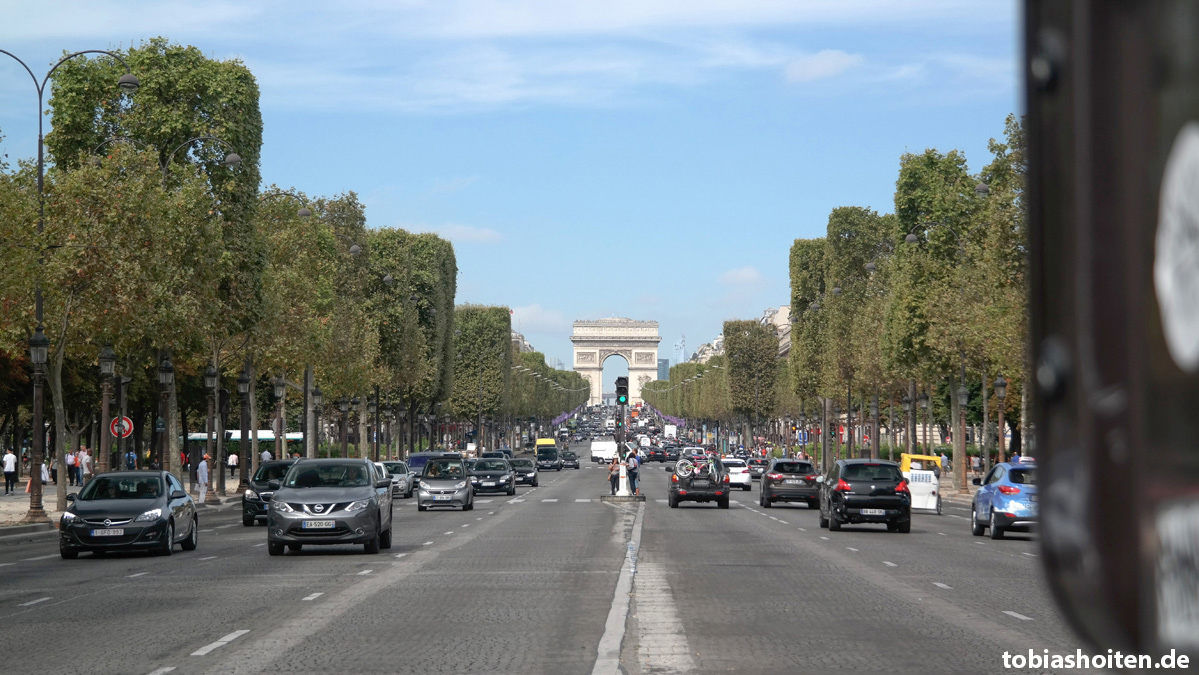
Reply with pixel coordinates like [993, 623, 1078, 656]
[785, 50, 864, 83]
[510, 304, 570, 333]
[719, 266, 766, 286]
[419, 223, 501, 243]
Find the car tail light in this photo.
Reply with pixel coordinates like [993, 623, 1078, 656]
[723, 474, 730, 483]
[671, 474, 678, 483]
[998, 485, 1021, 495]
[835, 479, 852, 492]
[766, 473, 783, 480]
[895, 479, 909, 495]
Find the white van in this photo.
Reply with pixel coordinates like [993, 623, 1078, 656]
[590, 438, 618, 464]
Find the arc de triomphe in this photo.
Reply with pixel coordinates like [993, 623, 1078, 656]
[570, 318, 661, 406]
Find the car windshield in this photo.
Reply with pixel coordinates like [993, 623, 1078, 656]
[774, 462, 813, 474]
[1008, 468, 1037, 485]
[407, 455, 435, 473]
[562, 452, 577, 459]
[723, 459, 746, 467]
[475, 460, 509, 471]
[253, 463, 293, 482]
[509, 459, 534, 469]
[537, 449, 556, 458]
[382, 462, 407, 474]
[284, 463, 370, 488]
[423, 459, 466, 479]
[841, 463, 902, 482]
[78, 476, 161, 500]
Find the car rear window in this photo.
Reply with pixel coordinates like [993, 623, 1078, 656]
[723, 459, 746, 467]
[840, 463, 902, 482]
[1008, 468, 1037, 485]
[749, 459, 769, 466]
[773, 462, 813, 474]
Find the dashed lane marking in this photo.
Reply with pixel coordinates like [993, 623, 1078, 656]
[769, 516, 779, 521]
[575, 498, 592, 502]
[779, 520, 789, 525]
[510, 499, 525, 503]
[394, 553, 407, 559]
[301, 593, 323, 601]
[846, 547, 859, 552]
[1003, 611, 1034, 621]
[443, 531, 454, 535]
[476, 517, 483, 521]
[21, 554, 57, 561]
[213, 524, 237, 529]
[541, 499, 559, 502]
[18, 596, 51, 607]
[937, 533, 946, 536]
[933, 582, 953, 590]
[0, 563, 12, 567]
[655, 499, 667, 504]
[1022, 552, 1037, 558]
[199, 556, 217, 561]
[820, 536, 829, 541]
[798, 528, 807, 532]
[476, 499, 493, 503]
[462, 524, 470, 527]
[146, 668, 176, 675]
[422, 541, 433, 546]
[127, 572, 149, 578]
[357, 570, 372, 576]
[254, 543, 266, 547]
[199, 529, 213, 533]
[190, 629, 250, 656]
[883, 561, 897, 567]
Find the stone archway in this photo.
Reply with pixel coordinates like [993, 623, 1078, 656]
[571, 318, 661, 405]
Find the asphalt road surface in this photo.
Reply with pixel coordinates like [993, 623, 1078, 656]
[0, 462, 1080, 674]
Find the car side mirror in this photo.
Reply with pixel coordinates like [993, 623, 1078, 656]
[170, 489, 187, 500]
[268, 480, 281, 491]
[66, 493, 76, 502]
[376, 479, 390, 489]
[972, 477, 981, 486]
[815, 475, 825, 484]
[665, 465, 674, 472]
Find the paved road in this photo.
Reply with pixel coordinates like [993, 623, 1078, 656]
[0, 462, 1081, 674]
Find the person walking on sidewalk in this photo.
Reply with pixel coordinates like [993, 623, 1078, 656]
[227, 451, 238, 478]
[124, 449, 137, 470]
[3, 448, 16, 495]
[196, 454, 210, 505]
[65, 450, 76, 486]
[79, 448, 92, 484]
[260, 448, 272, 464]
[607, 457, 620, 495]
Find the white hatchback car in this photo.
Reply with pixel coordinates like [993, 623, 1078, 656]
[722, 458, 753, 491]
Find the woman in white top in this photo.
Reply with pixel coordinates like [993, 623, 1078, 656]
[227, 452, 239, 477]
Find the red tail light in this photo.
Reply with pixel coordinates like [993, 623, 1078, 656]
[835, 479, 852, 492]
[997, 485, 1020, 495]
[766, 473, 783, 480]
[671, 473, 678, 483]
[895, 479, 909, 495]
[723, 474, 730, 483]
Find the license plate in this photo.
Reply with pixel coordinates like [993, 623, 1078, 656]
[482, 482, 495, 486]
[860, 508, 886, 516]
[784, 479, 802, 484]
[91, 528, 124, 537]
[692, 480, 710, 487]
[434, 495, 452, 501]
[1029, 494, 1038, 502]
[301, 520, 335, 529]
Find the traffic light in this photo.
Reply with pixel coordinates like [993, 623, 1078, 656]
[615, 376, 629, 405]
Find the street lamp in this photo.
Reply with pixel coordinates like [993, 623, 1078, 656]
[338, 397, 350, 459]
[236, 368, 251, 491]
[351, 396, 361, 457]
[368, 389, 379, 461]
[22, 326, 49, 522]
[97, 344, 116, 475]
[994, 375, 1008, 462]
[956, 384, 969, 494]
[203, 363, 220, 503]
[901, 396, 912, 454]
[273, 375, 286, 459]
[158, 354, 174, 473]
[918, 391, 930, 454]
[312, 386, 324, 458]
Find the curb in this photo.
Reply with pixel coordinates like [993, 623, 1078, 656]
[0, 522, 57, 544]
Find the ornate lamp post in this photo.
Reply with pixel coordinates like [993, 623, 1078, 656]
[918, 391, 930, 454]
[869, 397, 880, 460]
[956, 384, 969, 494]
[994, 375, 1008, 462]
[203, 364, 220, 503]
[351, 396, 361, 457]
[236, 368, 250, 491]
[157, 354, 174, 473]
[339, 397, 350, 458]
[273, 376, 286, 459]
[312, 386, 324, 458]
[368, 389, 379, 461]
[97, 344, 116, 475]
[397, 406, 408, 458]
[901, 396, 912, 454]
[22, 327, 50, 522]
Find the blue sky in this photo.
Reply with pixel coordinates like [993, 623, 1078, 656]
[1, 1, 1020, 391]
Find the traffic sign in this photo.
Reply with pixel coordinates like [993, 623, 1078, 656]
[110, 416, 133, 439]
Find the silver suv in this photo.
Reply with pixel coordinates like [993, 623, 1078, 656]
[267, 459, 393, 555]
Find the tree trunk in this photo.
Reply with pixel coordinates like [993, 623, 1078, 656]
[358, 399, 369, 460]
[981, 368, 990, 475]
[906, 378, 916, 454]
[1019, 378, 1030, 456]
[249, 359, 260, 473]
[49, 334, 69, 512]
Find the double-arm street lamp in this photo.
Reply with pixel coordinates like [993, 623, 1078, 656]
[157, 355, 174, 472]
[994, 375, 1008, 463]
[273, 376, 287, 458]
[97, 344, 116, 475]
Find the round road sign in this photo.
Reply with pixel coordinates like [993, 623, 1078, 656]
[110, 416, 134, 439]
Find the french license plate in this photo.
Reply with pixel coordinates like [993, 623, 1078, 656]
[434, 495, 452, 501]
[91, 528, 124, 537]
[482, 481, 495, 487]
[784, 479, 802, 484]
[302, 520, 335, 529]
[860, 508, 886, 516]
[692, 480, 710, 487]
[1029, 494, 1038, 502]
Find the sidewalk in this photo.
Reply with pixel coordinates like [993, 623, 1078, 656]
[940, 476, 981, 506]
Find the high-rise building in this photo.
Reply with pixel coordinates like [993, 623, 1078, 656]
[657, 358, 670, 381]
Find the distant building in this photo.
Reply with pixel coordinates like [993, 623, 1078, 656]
[657, 359, 670, 381]
[511, 331, 535, 353]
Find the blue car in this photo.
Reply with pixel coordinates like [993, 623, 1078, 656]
[971, 460, 1037, 539]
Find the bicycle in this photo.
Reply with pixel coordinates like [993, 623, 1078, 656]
[674, 455, 717, 479]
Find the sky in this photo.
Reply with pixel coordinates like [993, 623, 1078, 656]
[0, 0, 1021, 392]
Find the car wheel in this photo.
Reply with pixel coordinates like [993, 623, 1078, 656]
[828, 514, 842, 531]
[668, 492, 679, 508]
[971, 504, 985, 536]
[268, 541, 284, 556]
[417, 503, 427, 512]
[936, 496, 943, 515]
[717, 496, 730, 509]
[60, 546, 78, 560]
[158, 521, 174, 556]
[243, 514, 254, 527]
[763, 495, 773, 508]
[898, 519, 911, 534]
[287, 544, 302, 552]
[819, 512, 829, 528]
[464, 499, 474, 511]
[989, 511, 1005, 540]
[887, 521, 899, 532]
[533, 480, 539, 487]
[181, 517, 199, 551]
[364, 527, 381, 554]
[744, 484, 752, 491]
[380, 524, 393, 550]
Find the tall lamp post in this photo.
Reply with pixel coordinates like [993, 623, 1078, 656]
[312, 386, 324, 458]
[994, 375, 1007, 462]
[158, 355, 174, 473]
[273, 376, 286, 459]
[204, 364, 220, 503]
[338, 397, 350, 458]
[956, 384, 969, 494]
[918, 391, 930, 454]
[22, 327, 49, 522]
[97, 344, 116, 475]
[901, 396, 912, 454]
[236, 368, 251, 492]
[368, 388, 380, 461]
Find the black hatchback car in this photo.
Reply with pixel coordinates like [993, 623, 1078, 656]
[668, 456, 731, 509]
[561, 451, 580, 469]
[59, 471, 199, 558]
[818, 459, 911, 533]
[243, 460, 296, 526]
[760, 458, 820, 508]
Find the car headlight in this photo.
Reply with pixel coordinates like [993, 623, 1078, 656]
[273, 501, 295, 513]
[245, 489, 259, 500]
[470, 476, 479, 482]
[133, 508, 162, 522]
[455, 481, 467, 489]
[499, 474, 510, 481]
[419, 481, 432, 490]
[345, 499, 369, 512]
[61, 511, 76, 524]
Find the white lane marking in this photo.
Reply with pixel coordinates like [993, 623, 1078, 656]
[778, 520, 789, 525]
[422, 541, 433, 546]
[575, 498, 592, 503]
[443, 531, 454, 536]
[798, 527, 807, 532]
[476, 499, 493, 503]
[488, 511, 496, 515]
[213, 524, 237, 529]
[127, 572, 149, 578]
[937, 533, 946, 536]
[191, 629, 250, 656]
[655, 499, 667, 504]
[301, 593, 323, 601]
[146, 668, 176, 675]
[883, 561, 897, 567]
[1022, 552, 1038, 558]
[199, 556, 218, 561]
[593, 503, 647, 675]
[18, 596, 51, 607]
[21, 554, 57, 561]
[510, 499, 525, 503]
[254, 543, 266, 547]
[820, 536, 829, 541]
[975, 541, 985, 545]
[0, 563, 13, 567]
[476, 517, 483, 521]
[541, 498, 559, 503]
[462, 524, 470, 528]
[357, 570, 372, 576]
[846, 547, 859, 552]
[199, 529, 214, 533]
[1003, 611, 1034, 621]
[933, 582, 953, 590]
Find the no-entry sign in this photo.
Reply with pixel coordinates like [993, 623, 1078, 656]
[110, 416, 133, 439]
